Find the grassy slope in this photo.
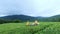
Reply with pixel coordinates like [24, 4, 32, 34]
[0, 22, 60, 34]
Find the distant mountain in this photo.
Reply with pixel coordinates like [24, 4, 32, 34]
[0, 15, 37, 21]
[0, 15, 60, 22]
[35, 15, 60, 22]
[50, 15, 60, 18]
[48, 15, 60, 22]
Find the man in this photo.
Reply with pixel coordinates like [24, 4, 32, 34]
[26, 21, 30, 26]
[32, 20, 39, 26]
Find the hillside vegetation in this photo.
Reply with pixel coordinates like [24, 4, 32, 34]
[0, 15, 60, 24]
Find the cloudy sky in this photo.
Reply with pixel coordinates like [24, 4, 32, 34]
[0, 0, 60, 17]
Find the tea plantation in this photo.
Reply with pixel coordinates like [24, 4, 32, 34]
[0, 22, 60, 34]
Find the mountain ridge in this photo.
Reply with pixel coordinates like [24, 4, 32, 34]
[0, 14, 60, 22]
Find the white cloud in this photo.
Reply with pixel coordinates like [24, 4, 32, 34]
[0, 0, 60, 17]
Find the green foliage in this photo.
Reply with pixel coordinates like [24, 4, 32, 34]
[0, 22, 60, 34]
[0, 18, 22, 24]
[12, 20, 21, 23]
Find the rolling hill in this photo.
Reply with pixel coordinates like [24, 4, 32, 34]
[0, 15, 37, 22]
[0, 15, 60, 22]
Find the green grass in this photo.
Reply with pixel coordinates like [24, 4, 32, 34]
[0, 22, 60, 34]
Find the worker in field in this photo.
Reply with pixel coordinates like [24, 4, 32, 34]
[26, 21, 30, 26]
[26, 20, 39, 26]
[34, 20, 39, 25]
[31, 20, 39, 26]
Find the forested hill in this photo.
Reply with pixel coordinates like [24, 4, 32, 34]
[0, 15, 60, 23]
[0, 15, 37, 22]
[47, 15, 60, 22]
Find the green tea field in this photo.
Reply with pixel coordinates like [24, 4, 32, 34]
[0, 22, 60, 34]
